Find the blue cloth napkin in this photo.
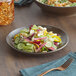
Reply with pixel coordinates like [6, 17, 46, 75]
[20, 52, 76, 76]
[14, 0, 34, 6]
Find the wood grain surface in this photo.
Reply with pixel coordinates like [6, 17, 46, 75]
[0, 2, 76, 76]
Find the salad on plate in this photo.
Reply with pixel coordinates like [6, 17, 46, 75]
[13, 25, 62, 53]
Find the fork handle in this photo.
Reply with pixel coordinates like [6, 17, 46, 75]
[39, 68, 58, 76]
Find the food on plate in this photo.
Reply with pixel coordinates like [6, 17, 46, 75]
[38, 0, 76, 7]
[13, 25, 62, 53]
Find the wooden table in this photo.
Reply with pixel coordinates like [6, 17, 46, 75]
[0, 3, 76, 76]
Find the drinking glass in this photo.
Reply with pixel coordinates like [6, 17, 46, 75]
[0, 0, 14, 25]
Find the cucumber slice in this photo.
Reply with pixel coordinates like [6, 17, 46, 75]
[23, 45, 34, 52]
[17, 43, 25, 50]
[15, 37, 20, 44]
[45, 41, 53, 48]
[23, 50, 34, 53]
[17, 43, 34, 50]
[25, 45, 34, 50]
[52, 44, 57, 50]
[20, 29, 29, 33]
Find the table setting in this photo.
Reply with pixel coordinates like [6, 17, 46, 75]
[0, 0, 76, 76]
[20, 52, 76, 76]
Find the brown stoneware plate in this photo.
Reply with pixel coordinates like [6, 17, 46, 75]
[35, 0, 76, 15]
[6, 25, 69, 55]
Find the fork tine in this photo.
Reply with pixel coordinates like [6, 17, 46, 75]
[61, 57, 74, 69]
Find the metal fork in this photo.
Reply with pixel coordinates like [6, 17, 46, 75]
[39, 57, 74, 76]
